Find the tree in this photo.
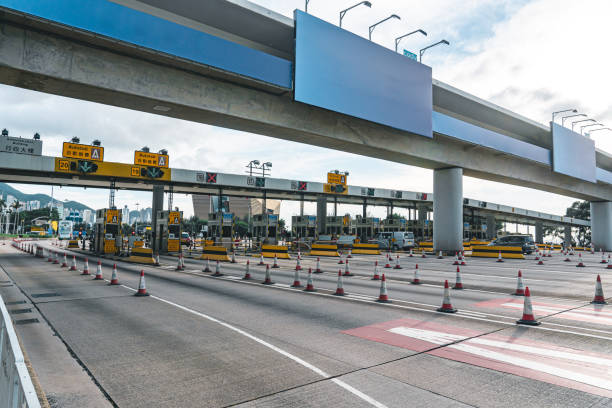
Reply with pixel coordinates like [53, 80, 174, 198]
[0, 198, 5, 234]
[565, 201, 590, 246]
[11, 199, 21, 234]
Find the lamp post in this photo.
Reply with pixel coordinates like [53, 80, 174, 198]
[588, 127, 612, 134]
[561, 113, 585, 126]
[369, 14, 401, 41]
[339, 1, 371, 28]
[305, 0, 310, 13]
[571, 118, 595, 132]
[395, 29, 427, 52]
[245, 160, 272, 239]
[419, 39, 449, 62]
[580, 123, 602, 135]
[552, 108, 577, 123]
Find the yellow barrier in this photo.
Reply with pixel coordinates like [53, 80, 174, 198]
[127, 247, 157, 264]
[351, 243, 380, 255]
[133, 240, 144, 248]
[67, 239, 79, 249]
[310, 243, 339, 257]
[553, 244, 562, 250]
[200, 246, 231, 262]
[471, 245, 525, 259]
[260, 245, 291, 259]
[418, 241, 434, 253]
[203, 240, 215, 247]
[470, 239, 490, 246]
[463, 242, 472, 252]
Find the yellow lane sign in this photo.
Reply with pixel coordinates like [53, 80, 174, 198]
[62, 142, 104, 161]
[134, 151, 169, 168]
[327, 172, 347, 185]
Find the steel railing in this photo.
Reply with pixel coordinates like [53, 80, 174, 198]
[0, 294, 41, 408]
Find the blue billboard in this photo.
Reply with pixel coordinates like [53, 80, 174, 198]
[294, 11, 432, 137]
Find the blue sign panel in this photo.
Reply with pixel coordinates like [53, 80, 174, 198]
[403, 50, 417, 60]
[294, 11, 432, 137]
[551, 123, 596, 183]
[0, 0, 292, 89]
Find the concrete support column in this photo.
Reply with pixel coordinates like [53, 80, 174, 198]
[151, 185, 164, 253]
[535, 221, 544, 244]
[564, 226, 572, 247]
[591, 201, 612, 251]
[486, 214, 496, 240]
[316, 196, 327, 235]
[362, 199, 367, 219]
[299, 193, 304, 217]
[417, 205, 428, 240]
[433, 167, 463, 253]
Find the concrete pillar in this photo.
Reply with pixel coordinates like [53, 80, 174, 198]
[362, 199, 367, 219]
[486, 214, 496, 240]
[316, 196, 327, 235]
[417, 205, 428, 240]
[433, 167, 463, 253]
[535, 221, 543, 244]
[151, 185, 164, 253]
[564, 226, 572, 247]
[590, 201, 612, 251]
[299, 194, 304, 217]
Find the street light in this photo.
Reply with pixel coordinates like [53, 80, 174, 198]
[588, 127, 612, 134]
[571, 118, 595, 132]
[561, 113, 586, 126]
[419, 39, 450, 62]
[580, 123, 602, 135]
[305, 0, 310, 13]
[551, 108, 577, 123]
[339, 1, 371, 28]
[394, 29, 427, 52]
[369, 14, 401, 41]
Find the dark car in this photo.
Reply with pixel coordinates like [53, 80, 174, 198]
[489, 234, 536, 254]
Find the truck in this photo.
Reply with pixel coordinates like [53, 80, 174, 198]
[57, 220, 74, 240]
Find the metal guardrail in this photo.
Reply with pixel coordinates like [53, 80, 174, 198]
[0, 294, 41, 408]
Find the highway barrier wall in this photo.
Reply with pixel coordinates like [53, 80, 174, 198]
[351, 243, 380, 255]
[200, 246, 231, 262]
[471, 245, 525, 259]
[261, 245, 291, 259]
[127, 247, 156, 264]
[310, 243, 340, 257]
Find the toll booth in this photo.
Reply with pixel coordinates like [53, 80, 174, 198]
[382, 218, 407, 232]
[253, 214, 279, 244]
[325, 215, 350, 237]
[93, 208, 122, 255]
[292, 215, 317, 239]
[208, 212, 235, 248]
[352, 216, 380, 242]
[155, 210, 182, 253]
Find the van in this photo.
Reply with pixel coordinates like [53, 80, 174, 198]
[370, 231, 415, 250]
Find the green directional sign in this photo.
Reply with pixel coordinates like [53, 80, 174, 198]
[141, 166, 165, 178]
[77, 160, 98, 174]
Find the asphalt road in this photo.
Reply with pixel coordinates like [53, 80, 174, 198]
[2, 240, 612, 407]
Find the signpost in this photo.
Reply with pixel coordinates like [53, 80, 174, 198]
[62, 142, 104, 161]
[1, 135, 42, 155]
[134, 151, 169, 168]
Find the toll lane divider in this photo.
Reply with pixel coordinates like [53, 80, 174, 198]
[260, 245, 291, 259]
[471, 245, 525, 259]
[351, 243, 380, 255]
[418, 241, 433, 254]
[310, 243, 339, 257]
[126, 247, 157, 264]
[200, 246, 231, 262]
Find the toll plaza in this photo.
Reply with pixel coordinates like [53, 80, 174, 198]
[253, 214, 279, 245]
[207, 212, 235, 249]
[154, 210, 182, 254]
[291, 215, 317, 240]
[93, 208, 122, 255]
[351, 216, 381, 242]
[381, 217, 408, 232]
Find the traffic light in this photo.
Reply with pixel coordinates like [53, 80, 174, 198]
[77, 160, 98, 174]
[333, 184, 346, 193]
[141, 166, 165, 178]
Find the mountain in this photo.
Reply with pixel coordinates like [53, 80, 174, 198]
[0, 183, 93, 211]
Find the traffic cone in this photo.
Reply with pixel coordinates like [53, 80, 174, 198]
[334, 270, 345, 296]
[61, 253, 68, 267]
[134, 270, 149, 296]
[421, 251, 427, 258]
[411, 264, 421, 284]
[343, 259, 354, 276]
[607, 256, 612, 269]
[203, 258, 211, 273]
[437, 280, 457, 313]
[304, 268, 316, 292]
[69, 256, 77, 271]
[53, 251, 59, 264]
[592, 275, 607, 304]
[47, 250, 53, 262]
[181, 254, 185, 270]
[291, 267, 302, 288]
[212, 260, 223, 277]
[272, 255, 279, 269]
[295, 256, 302, 271]
[600, 252, 607, 264]
[347, 249, 352, 259]
[231, 252, 237, 264]
[394, 255, 402, 270]
[437, 251, 443, 259]
[242, 260, 252, 280]
[338, 252, 344, 264]
[262, 264, 274, 285]
[154, 253, 160, 266]
[81, 258, 90, 275]
[409, 248, 414, 257]
[460, 251, 466, 266]
[258, 255, 265, 266]
[535, 252, 540, 261]
[514, 270, 525, 296]
[176, 255, 183, 271]
[576, 253, 585, 267]
[384, 254, 391, 269]
[496, 251, 504, 262]
[547, 247, 552, 258]
[564, 252, 571, 262]
[516, 287, 540, 325]
[377, 274, 390, 303]
[109, 264, 119, 285]
[537, 256, 544, 265]
[452, 253, 459, 265]
[93, 262, 105, 280]
[314, 257, 322, 274]
[453, 266, 463, 289]
[371, 261, 380, 280]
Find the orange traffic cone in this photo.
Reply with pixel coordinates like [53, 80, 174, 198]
[304, 268, 316, 292]
[134, 270, 149, 296]
[437, 280, 457, 313]
[453, 266, 463, 289]
[516, 287, 540, 325]
[377, 274, 390, 303]
[496, 251, 504, 263]
[592, 275, 607, 304]
[314, 257, 322, 274]
[272, 255, 279, 269]
[109, 264, 119, 285]
[262, 264, 274, 285]
[394, 255, 402, 270]
[371, 261, 380, 280]
[576, 253, 585, 267]
[411, 264, 421, 285]
[212, 260, 223, 277]
[291, 267, 302, 288]
[514, 270, 525, 296]
[334, 270, 345, 296]
[343, 259, 354, 276]
[242, 260, 252, 280]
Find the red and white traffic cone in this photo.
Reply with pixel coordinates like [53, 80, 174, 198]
[231, 252, 237, 264]
[81, 258, 90, 275]
[343, 259, 354, 276]
[371, 261, 380, 281]
[334, 270, 345, 296]
[496, 251, 504, 263]
[69, 256, 77, 271]
[607, 256, 612, 269]
[460, 251, 466, 266]
[338, 251, 344, 264]
[592, 275, 607, 304]
[421, 250, 427, 258]
[272, 255, 279, 269]
[437, 280, 457, 313]
[181, 254, 186, 270]
[262, 264, 274, 285]
[295, 256, 302, 271]
[203, 258, 211, 273]
[258, 255, 265, 266]
[437, 251, 443, 259]
[453, 266, 463, 290]
[409, 248, 414, 258]
[394, 255, 402, 270]
[452, 252, 459, 265]
[176, 255, 183, 271]
[376, 274, 390, 303]
[600, 252, 607, 264]
[516, 287, 540, 325]
[314, 257, 322, 274]
[547, 247, 552, 258]
[347, 249, 352, 259]
[411, 264, 421, 285]
[154, 253, 160, 266]
[242, 260, 252, 280]
[514, 270, 525, 296]
[61, 253, 68, 267]
[564, 252, 571, 262]
[47, 250, 53, 262]
[93, 262, 104, 280]
[534, 252, 540, 261]
[384, 254, 391, 269]
[537, 255, 544, 265]
[109, 264, 119, 285]
[576, 253, 585, 267]
[291, 267, 302, 288]
[53, 251, 59, 264]
[212, 260, 223, 277]
[134, 270, 149, 297]
[304, 268, 316, 292]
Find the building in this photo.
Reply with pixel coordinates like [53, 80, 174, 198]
[122, 205, 130, 225]
[192, 195, 280, 220]
[83, 209, 93, 226]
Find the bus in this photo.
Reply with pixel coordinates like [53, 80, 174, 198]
[58, 220, 74, 240]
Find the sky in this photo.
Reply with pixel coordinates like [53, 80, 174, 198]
[2, 0, 611, 229]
